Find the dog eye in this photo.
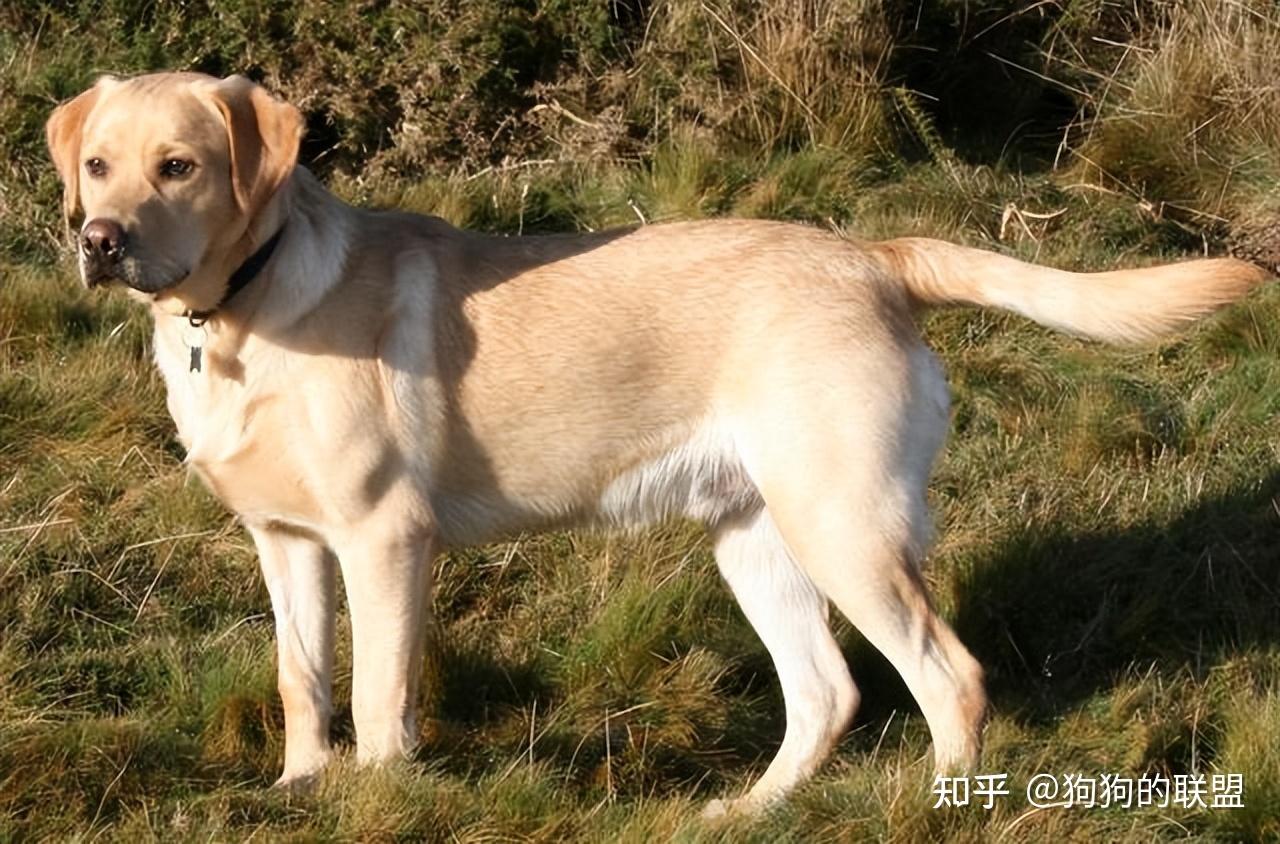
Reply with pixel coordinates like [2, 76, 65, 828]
[85, 157, 108, 177]
[159, 159, 194, 178]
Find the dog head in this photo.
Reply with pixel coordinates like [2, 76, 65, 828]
[46, 72, 302, 312]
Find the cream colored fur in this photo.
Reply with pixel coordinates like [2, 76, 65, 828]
[46, 73, 1267, 815]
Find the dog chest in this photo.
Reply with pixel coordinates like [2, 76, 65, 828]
[154, 346, 325, 529]
[180, 388, 329, 528]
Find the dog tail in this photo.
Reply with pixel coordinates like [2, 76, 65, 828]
[867, 237, 1268, 344]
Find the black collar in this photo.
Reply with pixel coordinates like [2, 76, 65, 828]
[186, 227, 285, 326]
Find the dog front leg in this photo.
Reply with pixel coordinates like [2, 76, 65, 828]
[248, 525, 337, 787]
[333, 520, 437, 764]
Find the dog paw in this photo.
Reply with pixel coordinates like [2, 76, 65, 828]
[701, 798, 731, 820]
[701, 790, 787, 820]
[701, 796, 763, 820]
[272, 768, 323, 795]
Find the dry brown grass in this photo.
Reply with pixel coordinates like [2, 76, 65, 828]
[1056, 0, 1280, 256]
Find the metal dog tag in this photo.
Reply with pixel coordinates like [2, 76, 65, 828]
[181, 321, 207, 373]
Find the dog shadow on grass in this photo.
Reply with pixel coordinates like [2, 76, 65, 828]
[944, 467, 1280, 727]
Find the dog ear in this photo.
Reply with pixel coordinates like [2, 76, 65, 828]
[46, 79, 110, 220]
[207, 75, 303, 220]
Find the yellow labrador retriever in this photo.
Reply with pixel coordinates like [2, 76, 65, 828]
[46, 72, 1265, 814]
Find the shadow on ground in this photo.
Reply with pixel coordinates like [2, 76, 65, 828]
[950, 469, 1280, 724]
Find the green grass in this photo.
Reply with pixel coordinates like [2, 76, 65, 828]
[4, 1, 1280, 840]
[4, 181, 1279, 842]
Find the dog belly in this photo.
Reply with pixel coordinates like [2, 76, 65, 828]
[592, 423, 762, 528]
[428, 423, 762, 547]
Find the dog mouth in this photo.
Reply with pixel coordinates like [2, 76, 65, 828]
[82, 263, 122, 289]
[81, 255, 188, 293]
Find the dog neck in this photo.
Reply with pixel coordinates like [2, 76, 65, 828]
[239, 167, 353, 334]
[183, 226, 287, 325]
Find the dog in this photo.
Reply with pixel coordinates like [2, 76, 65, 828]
[46, 72, 1265, 815]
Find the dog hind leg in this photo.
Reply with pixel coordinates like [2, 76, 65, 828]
[732, 341, 986, 781]
[703, 507, 858, 817]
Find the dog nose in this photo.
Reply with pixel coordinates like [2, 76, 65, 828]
[81, 218, 127, 260]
